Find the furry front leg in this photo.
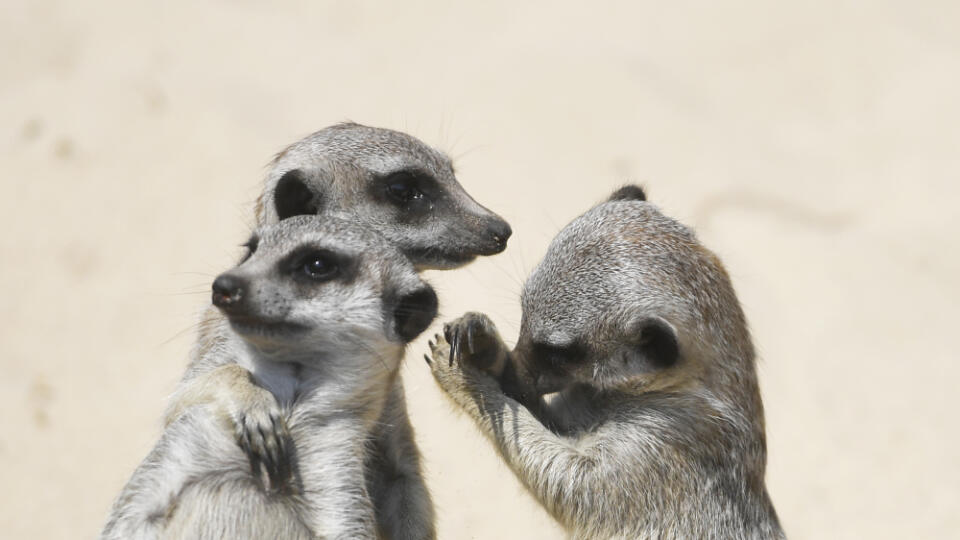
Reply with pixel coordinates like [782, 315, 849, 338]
[294, 418, 380, 539]
[439, 313, 541, 411]
[425, 333, 498, 412]
[367, 380, 436, 540]
[164, 364, 294, 493]
[426, 334, 605, 534]
[100, 410, 242, 540]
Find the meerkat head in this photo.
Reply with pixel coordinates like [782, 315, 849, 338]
[211, 215, 438, 366]
[255, 123, 512, 270]
[515, 185, 751, 397]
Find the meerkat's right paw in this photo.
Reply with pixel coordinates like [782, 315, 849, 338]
[442, 312, 508, 376]
[167, 365, 296, 492]
[233, 399, 295, 495]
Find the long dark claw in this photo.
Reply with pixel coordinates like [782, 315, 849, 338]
[466, 322, 476, 355]
[258, 424, 277, 492]
[233, 409, 295, 495]
[271, 417, 288, 491]
[272, 437, 284, 490]
[424, 353, 431, 366]
[450, 328, 460, 367]
[241, 425, 263, 483]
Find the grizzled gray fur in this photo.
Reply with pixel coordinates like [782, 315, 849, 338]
[428, 187, 784, 539]
[164, 123, 511, 539]
[102, 216, 438, 540]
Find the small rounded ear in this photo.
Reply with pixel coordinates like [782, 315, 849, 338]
[393, 286, 438, 343]
[635, 316, 679, 369]
[608, 184, 647, 202]
[275, 169, 322, 220]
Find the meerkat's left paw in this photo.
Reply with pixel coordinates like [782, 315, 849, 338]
[425, 332, 450, 369]
[426, 333, 462, 389]
[427, 332, 500, 404]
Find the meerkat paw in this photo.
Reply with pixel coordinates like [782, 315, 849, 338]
[233, 400, 296, 495]
[166, 365, 297, 493]
[427, 331, 500, 407]
[426, 332, 465, 392]
[427, 333, 509, 429]
[440, 312, 508, 375]
[425, 331, 451, 370]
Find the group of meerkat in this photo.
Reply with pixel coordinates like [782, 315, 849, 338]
[102, 123, 785, 539]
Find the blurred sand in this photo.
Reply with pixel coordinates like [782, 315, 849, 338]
[2, 1, 958, 538]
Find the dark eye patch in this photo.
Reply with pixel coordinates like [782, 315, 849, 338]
[376, 168, 439, 211]
[281, 246, 354, 283]
[531, 340, 586, 367]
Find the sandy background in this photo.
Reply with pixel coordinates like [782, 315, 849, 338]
[2, 1, 958, 538]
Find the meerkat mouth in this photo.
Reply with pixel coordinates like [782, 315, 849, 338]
[226, 315, 308, 338]
[407, 246, 478, 268]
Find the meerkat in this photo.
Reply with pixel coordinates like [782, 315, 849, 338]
[166, 123, 511, 539]
[102, 215, 438, 540]
[426, 186, 784, 539]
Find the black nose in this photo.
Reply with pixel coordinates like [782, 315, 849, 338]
[212, 274, 245, 309]
[487, 219, 512, 252]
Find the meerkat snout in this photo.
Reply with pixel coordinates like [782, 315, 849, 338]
[211, 274, 245, 310]
[481, 218, 512, 254]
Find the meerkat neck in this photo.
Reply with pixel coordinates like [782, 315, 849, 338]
[225, 330, 400, 419]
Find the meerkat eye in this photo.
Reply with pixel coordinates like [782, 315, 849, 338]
[383, 171, 428, 205]
[533, 341, 584, 366]
[295, 251, 339, 281]
[387, 179, 423, 203]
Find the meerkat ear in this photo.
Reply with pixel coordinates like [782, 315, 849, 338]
[275, 169, 322, 220]
[393, 285, 438, 343]
[608, 184, 647, 202]
[632, 316, 679, 369]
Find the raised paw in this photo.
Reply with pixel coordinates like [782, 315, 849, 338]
[426, 332, 462, 388]
[426, 330, 503, 412]
[442, 312, 507, 375]
[235, 403, 295, 495]
[426, 331, 451, 369]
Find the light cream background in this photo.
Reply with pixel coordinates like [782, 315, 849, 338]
[2, 1, 957, 538]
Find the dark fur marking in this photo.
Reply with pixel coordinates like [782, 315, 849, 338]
[394, 287, 438, 343]
[275, 169, 321, 220]
[636, 317, 678, 368]
[608, 185, 647, 202]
